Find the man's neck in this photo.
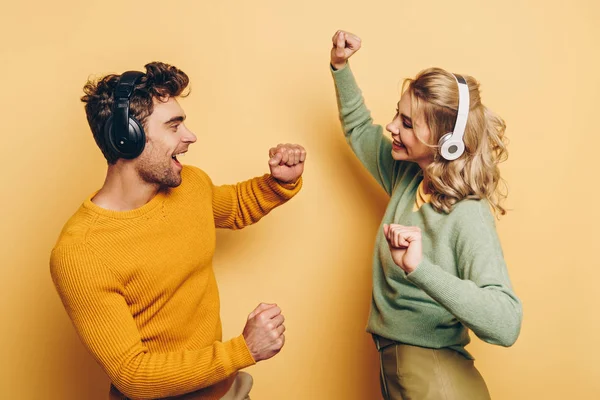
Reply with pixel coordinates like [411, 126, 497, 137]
[91, 163, 161, 211]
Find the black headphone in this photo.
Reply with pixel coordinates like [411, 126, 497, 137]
[104, 71, 146, 159]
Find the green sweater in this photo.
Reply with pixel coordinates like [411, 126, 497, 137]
[332, 64, 522, 359]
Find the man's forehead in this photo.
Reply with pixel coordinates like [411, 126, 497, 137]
[152, 96, 181, 108]
[151, 97, 184, 118]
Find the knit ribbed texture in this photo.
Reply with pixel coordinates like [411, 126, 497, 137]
[50, 166, 302, 399]
[332, 63, 522, 359]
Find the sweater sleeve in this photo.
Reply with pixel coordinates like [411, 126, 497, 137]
[331, 63, 397, 195]
[211, 174, 302, 229]
[406, 206, 523, 347]
[50, 244, 256, 399]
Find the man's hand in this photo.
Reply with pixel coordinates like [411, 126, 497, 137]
[242, 303, 286, 362]
[268, 143, 306, 183]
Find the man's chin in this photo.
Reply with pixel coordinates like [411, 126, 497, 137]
[138, 163, 183, 189]
[162, 176, 182, 189]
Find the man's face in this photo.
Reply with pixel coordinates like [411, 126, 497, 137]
[134, 97, 196, 188]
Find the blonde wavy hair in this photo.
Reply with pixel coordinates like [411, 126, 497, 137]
[402, 67, 509, 216]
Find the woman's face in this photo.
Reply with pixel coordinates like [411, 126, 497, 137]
[386, 91, 435, 169]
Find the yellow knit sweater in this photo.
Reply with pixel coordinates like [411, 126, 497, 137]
[50, 165, 302, 400]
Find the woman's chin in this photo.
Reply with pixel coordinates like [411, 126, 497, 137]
[391, 149, 410, 161]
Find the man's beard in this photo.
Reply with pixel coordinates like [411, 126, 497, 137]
[136, 156, 182, 188]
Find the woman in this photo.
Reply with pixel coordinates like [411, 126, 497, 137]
[329, 30, 522, 399]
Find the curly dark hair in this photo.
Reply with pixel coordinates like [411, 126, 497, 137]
[81, 62, 190, 164]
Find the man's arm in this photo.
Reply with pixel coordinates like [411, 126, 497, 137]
[50, 244, 256, 399]
[210, 143, 306, 229]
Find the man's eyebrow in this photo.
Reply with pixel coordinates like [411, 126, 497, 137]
[164, 115, 186, 125]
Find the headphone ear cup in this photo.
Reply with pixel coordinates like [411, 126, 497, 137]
[438, 132, 452, 160]
[438, 132, 452, 147]
[438, 132, 465, 161]
[104, 115, 118, 153]
[125, 117, 146, 159]
[104, 116, 146, 160]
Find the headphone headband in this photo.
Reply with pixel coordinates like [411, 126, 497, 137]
[104, 71, 146, 160]
[112, 71, 144, 140]
[452, 74, 470, 143]
[438, 73, 470, 161]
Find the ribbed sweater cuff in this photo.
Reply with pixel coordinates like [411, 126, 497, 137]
[265, 175, 303, 199]
[223, 335, 256, 373]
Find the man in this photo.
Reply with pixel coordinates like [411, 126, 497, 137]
[50, 62, 306, 400]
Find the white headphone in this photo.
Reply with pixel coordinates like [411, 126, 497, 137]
[438, 74, 470, 161]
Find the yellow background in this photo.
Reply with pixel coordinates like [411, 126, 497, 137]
[1, 0, 598, 398]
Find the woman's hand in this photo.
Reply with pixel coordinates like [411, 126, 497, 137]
[383, 224, 423, 274]
[331, 30, 362, 70]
